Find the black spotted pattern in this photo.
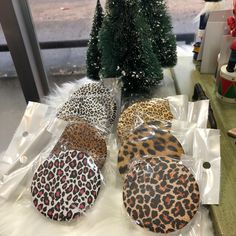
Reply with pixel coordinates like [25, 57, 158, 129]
[118, 124, 184, 178]
[56, 83, 117, 130]
[123, 157, 200, 234]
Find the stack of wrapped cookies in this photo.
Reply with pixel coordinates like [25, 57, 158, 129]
[117, 98, 201, 234]
[31, 82, 117, 221]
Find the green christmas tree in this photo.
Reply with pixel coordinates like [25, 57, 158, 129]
[86, 0, 104, 80]
[99, 0, 163, 93]
[140, 0, 177, 67]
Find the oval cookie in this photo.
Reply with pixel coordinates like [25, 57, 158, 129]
[123, 157, 200, 234]
[117, 99, 173, 142]
[118, 126, 184, 178]
[52, 121, 107, 170]
[31, 150, 101, 221]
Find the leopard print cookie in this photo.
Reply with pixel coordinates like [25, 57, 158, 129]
[52, 120, 107, 169]
[31, 150, 101, 222]
[57, 83, 117, 130]
[123, 157, 200, 234]
[118, 126, 184, 178]
[117, 99, 174, 142]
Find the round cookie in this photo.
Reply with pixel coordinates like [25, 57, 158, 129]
[123, 157, 200, 234]
[31, 150, 101, 222]
[117, 99, 174, 142]
[118, 126, 184, 178]
[56, 83, 117, 130]
[52, 120, 107, 170]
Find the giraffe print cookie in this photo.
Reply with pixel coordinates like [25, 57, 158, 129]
[31, 150, 101, 222]
[123, 157, 200, 234]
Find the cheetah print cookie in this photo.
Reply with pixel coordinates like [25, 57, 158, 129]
[57, 83, 117, 130]
[117, 99, 174, 142]
[52, 120, 107, 169]
[123, 157, 200, 234]
[31, 150, 101, 222]
[118, 126, 184, 178]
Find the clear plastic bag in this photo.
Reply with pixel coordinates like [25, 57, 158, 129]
[0, 106, 104, 223]
[52, 117, 108, 170]
[30, 148, 103, 222]
[56, 82, 118, 134]
[170, 120, 197, 156]
[117, 98, 176, 142]
[122, 156, 202, 235]
[0, 109, 215, 235]
[187, 100, 209, 128]
[117, 119, 197, 176]
[167, 95, 189, 121]
[101, 77, 123, 131]
[117, 95, 209, 142]
[0, 102, 49, 174]
[193, 128, 221, 204]
[0, 117, 67, 203]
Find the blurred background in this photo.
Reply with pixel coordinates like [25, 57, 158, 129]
[0, 0, 232, 79]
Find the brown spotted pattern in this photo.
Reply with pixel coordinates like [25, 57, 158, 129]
[123, 157, 200, 234]
[118, 125, 184, 178]
[52, 120, 107, 169]
[117, 99, 174, 142]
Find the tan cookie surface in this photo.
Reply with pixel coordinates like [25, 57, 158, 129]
[123, 157, 200, 234]
[118, 125, 184, 178]
[117, 99, 173, 142]
[52, 120, 107, 169]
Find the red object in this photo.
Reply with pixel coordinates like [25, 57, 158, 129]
[228, 16, 235, 31]
[222, 78, 233, 95]
[228, 1, 236, 37]
[231, 40, 236, 50]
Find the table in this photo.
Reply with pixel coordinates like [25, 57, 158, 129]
[171, 56, 236, 236]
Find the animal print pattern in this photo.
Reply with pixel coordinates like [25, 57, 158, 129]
[52, 120, 107, 169]
[56, 83, 117, 131]
[71, 82, 111, 98]
[123, 157, 200, 234]
[31, 150, 101, 222]
[117, 99, 174, 142]
[132, 120, 172, 137]
[118, 125, 184, 178]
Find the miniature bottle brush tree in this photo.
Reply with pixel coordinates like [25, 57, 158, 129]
[86, 0, 104, 80]
[87, 0, 177, 94]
